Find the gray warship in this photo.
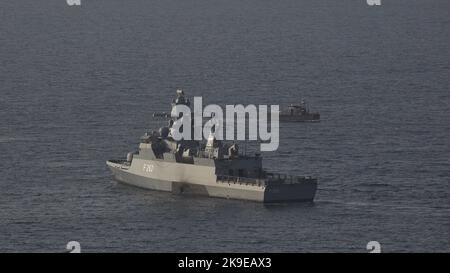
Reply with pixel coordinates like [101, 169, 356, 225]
[279, 100, 320, 122]
[107, 90, 317, 202]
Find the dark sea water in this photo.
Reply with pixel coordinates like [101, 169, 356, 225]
[1, 0, 449, 252]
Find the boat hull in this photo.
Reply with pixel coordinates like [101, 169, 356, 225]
[107, 160, 317, 203]
[279, 113, 320, 122]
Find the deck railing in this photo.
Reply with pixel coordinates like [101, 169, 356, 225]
[216, 173, 316, 186]
[216, 175, 265, 187]
[265, 172, 315, 185]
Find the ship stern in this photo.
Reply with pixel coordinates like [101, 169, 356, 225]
[263, 178, 317, 203]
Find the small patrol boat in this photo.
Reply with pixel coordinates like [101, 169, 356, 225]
[279, 100, 320, 122]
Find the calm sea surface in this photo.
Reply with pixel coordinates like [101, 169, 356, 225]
[0, 0, 449, 252]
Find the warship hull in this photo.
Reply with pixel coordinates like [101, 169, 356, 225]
[107, 160, 317, 203]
